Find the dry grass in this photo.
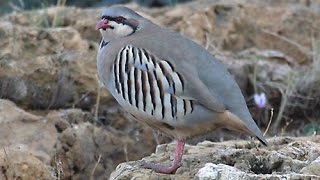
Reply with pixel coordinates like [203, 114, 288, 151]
[16, 0, 68, 28]
[263, 108, 273, 136]
[266, 31, 320, 134]
[296, 33, 320, 109]
[266, 70, 300, 132]
[289, 33, 320, 117]
[90, 154, 102, 180]
[52, 0, 67, 27]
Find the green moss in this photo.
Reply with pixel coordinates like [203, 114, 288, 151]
[303, 123, 320, 136]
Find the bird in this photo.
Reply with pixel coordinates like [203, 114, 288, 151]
[95, 6, 268, 174]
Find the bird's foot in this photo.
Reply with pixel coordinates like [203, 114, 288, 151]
[142, 162, 181, 174]
[142, 139, 185, 174]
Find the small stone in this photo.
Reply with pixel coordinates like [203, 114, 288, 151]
[196, 163, 219, 180]
[55, 119, 70, 132]
[22, 164, 28, 171]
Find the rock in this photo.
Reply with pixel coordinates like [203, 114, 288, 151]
[110, 136, 320, 179]
[195, 163, 319, 180]
[0, 99, 165, 179]
[195, 163, 220, 180]
[0, 99, 40, 122]
[0, 148, 54, 180]
[301, 156, 320, 176]
[0, 15, 108, 110]
[159, 0, 319, 64]
[46, 108, 93, 132]
[53, 122, 151, 179]
[0, 99, 57, 163]
[48, 104, 168, 179]
[0, 99, 57, 179]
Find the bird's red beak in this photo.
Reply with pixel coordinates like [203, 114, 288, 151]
[96, 19, 110, 30]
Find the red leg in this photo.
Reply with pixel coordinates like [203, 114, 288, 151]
[142, 139, 185, 174]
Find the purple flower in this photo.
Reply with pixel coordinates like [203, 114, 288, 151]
[254, 93, 267, 109]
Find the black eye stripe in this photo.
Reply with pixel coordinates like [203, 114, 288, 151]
[101, 15, 115, 21]
[101, 15, 126, 23]
[100, 15, 138, 33]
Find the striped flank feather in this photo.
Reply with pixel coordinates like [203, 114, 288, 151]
[113, 45, 193, 121]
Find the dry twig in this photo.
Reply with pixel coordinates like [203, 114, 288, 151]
[90, 154, 102, 180]
[263, 108, 274, 136]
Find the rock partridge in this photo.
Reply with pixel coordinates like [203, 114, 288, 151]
[96, 6, 267, 174]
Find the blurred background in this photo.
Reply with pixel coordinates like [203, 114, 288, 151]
[0, 0, 320, 179]
[0, 0, 192, 14]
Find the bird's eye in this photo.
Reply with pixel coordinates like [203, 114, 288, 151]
[115, 16, 126, 23]
[101, 15, 108, 20]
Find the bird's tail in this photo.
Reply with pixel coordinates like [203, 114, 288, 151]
[256, 134, 268, 146]
[224, 110, 268, 146]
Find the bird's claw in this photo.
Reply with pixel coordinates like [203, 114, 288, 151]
[141, 162, 180, 174]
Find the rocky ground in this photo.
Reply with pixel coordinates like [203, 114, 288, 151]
[110, 136, 320, 179]
[0, 0, 320, 179]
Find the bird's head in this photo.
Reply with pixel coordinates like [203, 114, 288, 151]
[96, 6, 142, 42]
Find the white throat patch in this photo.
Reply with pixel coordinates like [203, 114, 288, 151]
[100, 21, 134, 42]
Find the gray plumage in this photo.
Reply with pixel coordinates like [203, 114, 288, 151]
[97, 6, 267, 146]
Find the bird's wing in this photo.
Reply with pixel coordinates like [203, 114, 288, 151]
[113, 45, 225, 113]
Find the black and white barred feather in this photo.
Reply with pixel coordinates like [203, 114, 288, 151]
[113, 45, 194, 121]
